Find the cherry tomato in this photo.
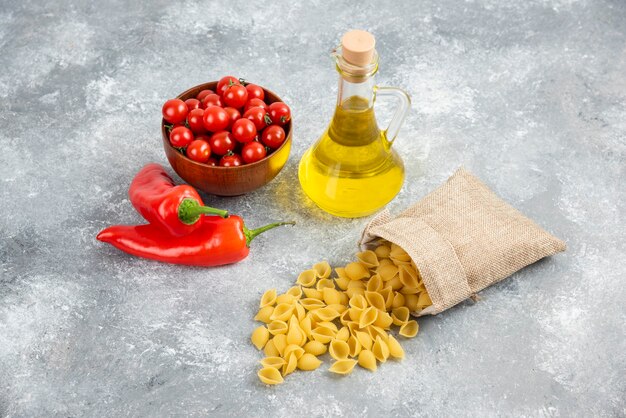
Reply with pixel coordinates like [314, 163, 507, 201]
[268, 102, 291, 126]
[169, 126, 194, 148]
[217, 76, 240, 96]
[241, 141, 267, 164]
[196, 89, 215, 101]
[202, 93, 223, 108]
[231, 118, 257, 143]
[223, 84, 248, 108]
[195, 134, 212, 143]
[243, 107, 270, 131]
[203, 106, 230, 132]
[224, 107, 241, 128]
[184, 98, 201, 112]
[245, 84, 265, 101]
[162, 99, 188, 124]
[219, 153, 243, 167]
[208, 131, 236, 156]
[187, 139, 211, 163]
[261, 125, 286, 149]
[244, 98, 269, 112]
[186, 108, 206, 134]
[206, 157, 218, 167]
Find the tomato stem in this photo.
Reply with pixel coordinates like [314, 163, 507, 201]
[244, 221, 295, 247]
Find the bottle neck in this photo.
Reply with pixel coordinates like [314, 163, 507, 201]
[336, 75, 376, 109]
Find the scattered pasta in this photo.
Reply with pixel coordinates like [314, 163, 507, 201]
[251, 239, 432, 385]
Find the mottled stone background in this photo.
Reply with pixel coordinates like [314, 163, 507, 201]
[0, 0, 624, 416]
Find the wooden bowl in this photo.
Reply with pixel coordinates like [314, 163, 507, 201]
[162, 82, 292, 196]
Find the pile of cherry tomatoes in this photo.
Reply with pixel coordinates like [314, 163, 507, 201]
[162, 76, 291, 167]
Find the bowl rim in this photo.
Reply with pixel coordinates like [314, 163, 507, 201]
[162, 81, 292, 171]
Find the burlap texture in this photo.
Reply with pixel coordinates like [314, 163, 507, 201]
[360, 168, 566, 315]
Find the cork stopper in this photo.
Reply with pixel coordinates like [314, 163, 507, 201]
[341, 30, 376, 66]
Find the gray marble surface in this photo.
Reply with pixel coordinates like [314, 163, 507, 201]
[1, 0, 625, 416]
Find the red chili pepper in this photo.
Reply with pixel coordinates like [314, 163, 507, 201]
[96, 216, 294, 266]
[129, 163, 228, 236]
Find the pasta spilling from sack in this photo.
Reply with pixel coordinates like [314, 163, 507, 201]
[251, 240, 432, 385]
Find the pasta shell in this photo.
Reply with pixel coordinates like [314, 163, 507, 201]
[294, 302, 306, 322]
[313, 261, 331, 279]
[355, 331, 373, 351]
[296, 269, 317, 287]
[272, 334, 287, 356]
[251, 326, 270, 350]
[287, 317, 305, 346]
[390, 243, 411, 262]
[329, 339, 350, 360]
[316, 321, 338, 333]
[300, 298, 326, 311]
[387, 335, 405, 359]
[328, 359, 357, 375]
[299, 316, 313, 338]
[399, 286, 419, 295]
[286, 286, 303, 300]
[315, 278, 335, 291]
[372, 336, 390, 363]
[258, 367, 284, 385]
[297, 353, 322, 371]
[373, 310, 393, 329]
[311, 326, 335, 344]
[302, 288, 324, 300]
[366, 274, 383, 292]
[270, 303, 295, 321]
[378, 258, 393, 268]
[377, 264, 399, 282]
[388, 276, 403, 291]
[313, 307, 340, 322]
[259, 289, 277, 308]
[347, 335, 362, 357]
[322, 287, 342, 305]
[335, 267, 349, 280]
[367, 325, 389, 342]
[398, 265, 419, 288]
[338, 292, 349, 306]
[404, 294, 419, 311]
[263, 339, 279, 357]
[282, 352, 298, 376]
[259, 356, 286, 368]
[358, 307, 378, 329]
[349, 294, 368, 310]
[345, 321, 360, 335]
[365, 291, 386, 311]
[374, 244, 391, 259]
[334, 276, 350, 291]
[392, 307, 410, 326]
[345, 262, 369, 281]
[399, 320, 419, 338]
[303, 340, 327, 356]
[347, 280, 365, 290]
[339, 309, 351, 325]
[345, 288, 365, 298]
[326, 303, 347, 315]
[275, 293, 296, 305]
[348, 307, 363, 322]
[283, 344, 305, 360]
[336, 326, 350, 342]
[358, 349, 377, 371]
[392, 292, 405, 309]
[417, 292, 433, 309]
[356, 250, 379, 268]
[379, 286, 394, 310]
[267, 320, 288, 335]
[254, 306, 274, 324]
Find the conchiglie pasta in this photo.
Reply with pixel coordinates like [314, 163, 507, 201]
[302, 287, 324, 300]
[270, 303, 294, 321]
[313, 261, 331, 279]
[377, 264, 399, 282]
[365, 291, 386, 311]
[297, 353, 322, 371]
[328, 359, 358, 375]
[304, 340, 327, 356]
[272, 334, 287, 356]
[316, 278, 335, 291]
[399, 320, 419, 338]
[358, 306, 378, 328]
[259, 289, 277, 308]
[258, 367, 284, 385]
[260, 356, 286, 368]
[329, 339, 350, 360]
[366, 274, 383, 292]
[296, 269, 317, 287]
[347, 335, 362, 357]
[356, 250, 379, 268]
[283, 344, 305, 360]
[282, 353, 298, 376]
[263, 339, 280, 357]
[275, 293, 296, 305]
[387, 335, 405, 359]
[345, 262, 369, 281]
[374, 244, 391, 259]
[358, 349, 377, 371]
[268, 320, 288, 335]
[254, 306, 274, 324]
[372, 336, 390, 362]
[334, 276, 350, 291]
[251, 326, 270, 350]
[300, 298, 326, 311]
[335, 326, 350, 342]
[322, 287, 342, 305]
[392, 307, 410, 326]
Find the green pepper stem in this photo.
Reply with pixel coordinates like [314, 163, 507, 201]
[244, 221, 296, 247]
[178, 198, 229, 225]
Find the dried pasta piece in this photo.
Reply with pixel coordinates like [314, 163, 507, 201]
[326, 303, 347, 315]
[334, 276, 350, 291]
[377, 264, 399, 282]
[283, 344, 305, 360]
[379, 286, 394, 310]
[328, 359, 358, 375]
[398, 265, 419, 288]
[399, 320, 419, 338]
[316, 321, 338, 333]
[271, 303, 295, 321]
[251, 326, 270, 350]
[392, 307, 410, 326]
[282, 352, 298, 376]
[365, 291, 386, 311]
[263, 339, 280, 357]
[346, 280, 366, 290]
[345, 321, 360, 335]
[388, 276, 403, 291]
[358, 349, 377, 371]
[345, 262, 369, 281]
[404, 294, 419, 311]
[301, 287, 323, 300]
[356, 250, 379, 268]
[313, 261, 331, 279]
[297, 353, 322, 371]
[387, 335, 405, 359]
[272, 334, 288, 356]
[258, 367, 284, 385]
[300, 316, 313, 338]
[322, 287, 342, 305]
[374, 244, 391, 259]
[373, 310, 393, 329]
[260, 356, 286, 368]
[313, 307, 340, 322]
[399, 286, 419, 295]
[296, 269, 317, 287]
[294, 303, 306, 322]
[300, 298, 326, 311]
[287, 317, 306, 346]
[286, 286, 303, 300]
[367, 325, 389, 342]
[254, 306, 274, 324]
[336, 326, 350, 342]
[347, 335, 362, 357]
[389, 243, 411, 263]
[338, 292, 349, 306]
[329, 339, 350, 360]
[358, 306, 378, 329]
[275, 293, 296, 305]
[335, 267, 349, 280]
[355, 331, 373, 351]
[349, 294, 368, 310]
[315, 278, 335, 291]
[267, 320, 288, 335]
[366, 274, 383, 292]
[259, 289, 277, 308]
[345, 288, 365, 299]
[339, 310, 351, 325]
[378, 258, 394, 268]
[372, 336, 390, 363]
[304, 340, 327, 356]
[392, 292, 405, 309]
[310, 326, 335, 344]
[348, 307, 363, 322]
[417, 292, 432, 309]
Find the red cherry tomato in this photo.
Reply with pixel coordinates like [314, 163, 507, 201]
[243, 107, 270, 131]
[261, 125, 286, 149]
[219, 153, 243, 167]
[203, 106, 230, 132]
[196, 89, 215, 101]
[208, 131, 236, 156]
[187, 139, 211, 163]
[169, 126, 194, 148]
[184, 98, 201, 112]
[195, 134, 212, 143]
[245, 84, 265, 101]
[231, 118, 257, 143]
[186, 108, 206, 134]
[206, 157, 218, 167]
[217, 76, 240, 96]
[202, 93, 223, 108]
[241, 141, 267, 164]
[162, 99, 188, 124]
[223, 107, 241, 128]
[268, 102, 291, 126]
[223, 84, 248, 109]
[244, 98, 269, 112]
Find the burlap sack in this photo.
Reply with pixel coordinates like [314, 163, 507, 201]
[360, 168, 566, 316]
